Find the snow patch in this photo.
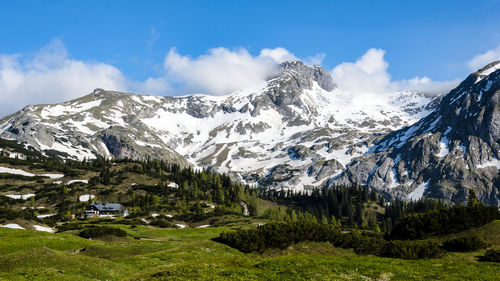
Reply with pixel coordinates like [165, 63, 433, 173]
[33, 225, 54, 233]
[37, 213, 56, 219]
[0, 166, 35, 177]
[40, 173, 64, 179]
[407, 180, 430, 201]
[167, 182, 179, 188]
[0, 166, 64, 179]
[0, 223, 24, 230]
[135, 140, 162, 148]
[475, 62, 500, 83]
[387, 168, 399, 189]
[5, 194, 35, 200]
[41, 99, 102, 118]
[79, 194, 95, 202]
[477, 158, 500, 169]
[66, 179, 88, 185]
[436, 136, 449, 157]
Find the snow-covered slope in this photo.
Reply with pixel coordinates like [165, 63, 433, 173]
[0, 61, 441, 192]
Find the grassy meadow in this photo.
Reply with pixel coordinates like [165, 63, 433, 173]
[0, 219, 498, 281]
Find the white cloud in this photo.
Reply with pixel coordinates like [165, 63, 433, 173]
[305, 53, 326, 65]
[331, 48, 458, 95]
[467, 44, 500, 71]
[331, 48, 391, 94]
[0, 41, 463, 117]
[0, 43, 322, 116]
[131, 77, 172, 95]
[259, 47, 297, 63]
[161, 47, 330, 95]
[163, 47, 281, 95]
[0, 39, 126, 116]
[395, 76, 460, 94]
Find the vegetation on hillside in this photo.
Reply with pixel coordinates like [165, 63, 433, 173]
[1, 138, 499, 280]
[1, 137, 450, 233]
[217, 197, 498, 259]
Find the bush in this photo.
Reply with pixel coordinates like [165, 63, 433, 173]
[442, 235, 488, 252]
[0, 208, 36, 221]
[380, 240, 445, 259]
[57, 222, 84, 232]
[79, 226, 127, 239]
[150, 219, 173, 228]
[217, 221, 339, 253]
[479, 249, 500, 262]
[110, 218, 147, 226]
[352, 236, 387, 256]
[341, 232, 444, 259]
[389, 204, 499, 240]
[217, 220, 446, 259]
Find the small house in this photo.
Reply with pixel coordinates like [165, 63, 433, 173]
[85, 202, 128, 217]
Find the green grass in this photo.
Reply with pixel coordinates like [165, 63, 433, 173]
[1, 221, 499, 280]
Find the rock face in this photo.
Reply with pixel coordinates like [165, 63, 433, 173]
[1, 60, 444, 194]
[333, 61, 500, 206]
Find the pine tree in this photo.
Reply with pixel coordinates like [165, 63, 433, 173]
[330, 214, 337, 226]
[467, 188, 478, 207]
[320, 215, 328, 224]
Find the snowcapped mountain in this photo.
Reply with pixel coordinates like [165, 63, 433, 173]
[0, 61, 442, 192]
[334, 61, 500, 205]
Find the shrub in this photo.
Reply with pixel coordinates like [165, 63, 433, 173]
[379, 240, 445, 259]
[352, 236, 387, 256]
[217, 221, 339, 253]
[0, 208, 36, 220]
[57, 222, 84, 232]
[389, 204, 499, 240]
[113, 218, 147, 225]
[150, 219, 173, 228]
[442, 235, 488, 252]
[479, 249, 500, 262]
[342, 233, 444, 259]
[79, 226, 127, 239]
[217, 220, 446, 259]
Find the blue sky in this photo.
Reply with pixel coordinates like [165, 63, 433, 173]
[1, 0, 500, 115]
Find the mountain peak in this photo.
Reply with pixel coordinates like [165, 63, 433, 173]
[279, 60, 335, 91]
[473, 61, 500, 83]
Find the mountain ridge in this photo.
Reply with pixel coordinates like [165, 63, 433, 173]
[334, 61, 500, 205]
[3, 60, 483, 202]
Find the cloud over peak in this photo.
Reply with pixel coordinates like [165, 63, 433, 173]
[331, 48, 459, 95]
[163, 47, 281, 95]
[0, 39, 126, 116]
[331, 48, 391, 94]
[162, 47, 330, 95]
[3, 40, 494, 117]
[467, 43, 500, 71]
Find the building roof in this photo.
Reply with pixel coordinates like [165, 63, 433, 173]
[89, 202, 122, 212]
